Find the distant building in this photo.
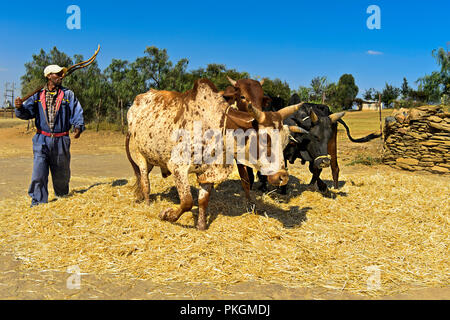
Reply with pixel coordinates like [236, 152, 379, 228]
[362, 100, 384, 110]
[352, 100, 385, 111]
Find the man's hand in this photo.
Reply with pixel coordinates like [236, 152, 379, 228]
[73, 128, 81, 139]
[15, 97, 23, 109]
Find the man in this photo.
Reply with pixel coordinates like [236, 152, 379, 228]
[14, 65, 85, 206]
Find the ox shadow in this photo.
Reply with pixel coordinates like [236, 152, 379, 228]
[252, 175, 348, 200]
[73, 182, 105, 195]
[47, 182, 109, 200]
[210, 179, 311, 229]
[49, 179, 129, 203]
[149, 180, 310, 229]
[112, 179, 128, 187]
[71, 179, 129, 195]
[321, 180, 348, 198]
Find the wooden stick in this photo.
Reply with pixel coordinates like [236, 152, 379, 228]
[120, 99, 124, 134]
[96, 99, 102, 132]
[379, 93, 383, 140]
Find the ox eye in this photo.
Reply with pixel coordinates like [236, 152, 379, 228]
[240, 96, 245, 100]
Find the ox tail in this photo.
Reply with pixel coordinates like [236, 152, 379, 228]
[125, 132, 143, 199]
[337, 119, 381, 143]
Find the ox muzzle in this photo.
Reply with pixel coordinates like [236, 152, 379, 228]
[267, 170, 289, 186]
[313, 155, 331, 169]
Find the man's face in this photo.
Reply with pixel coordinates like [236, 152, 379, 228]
[47, 71, 64, 86]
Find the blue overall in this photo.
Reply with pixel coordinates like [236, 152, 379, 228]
[15, 87, 85, 206]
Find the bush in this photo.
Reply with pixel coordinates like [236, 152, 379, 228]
[393, 100, 423, 109]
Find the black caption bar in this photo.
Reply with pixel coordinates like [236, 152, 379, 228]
[179, 302, 271, 318]
[0, 300, 444, 319]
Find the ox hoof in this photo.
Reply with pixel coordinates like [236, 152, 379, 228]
[317, 183, 328, 193]
[159, 208, 178, 222]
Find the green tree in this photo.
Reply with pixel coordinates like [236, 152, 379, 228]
[310, 76, 328, 101]
[417, 72, 442, 103]
[416, 47, 450, 103]
[104, 59, 136, 125]
[401, 77, 410, 99]
[324, 82, 338, 107]
[187, 64, 250, 91]
[65, 55, 110, 122]
[131, 46, 190, 92]
[363, 88, 376, 101]
[433, 47, 450, 95]
[334, 74, 359, 110]
[165, 58, 190, 92]
[409, 89, 428, 102]
[296, 86, 311, 101]
[21, 47, 73, 96]
[104, 59, 130, 103]
[104, 59, 152, 105]
[381, 83, 401, 106]
[133, 46, 171, 90]
[261, 78, 291, 102]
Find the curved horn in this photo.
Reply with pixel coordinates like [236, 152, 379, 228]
[64, 44, 101, 77]
[259, 78, 265, 86]
[289, 126, 309, 134]
[278, 102, 304, 120]
[329, 111, 346, 123]
[227, 75, 237, 86]
[248, 104, 265, 123]
[310, 110, 319, 124]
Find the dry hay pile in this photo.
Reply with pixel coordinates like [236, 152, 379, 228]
[0, 166, 449, 297]
[383, 105, 450, 174]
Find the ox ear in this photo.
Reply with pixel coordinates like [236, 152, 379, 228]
[329, 111, 345, 123]
[227, 76, 237, 87]
[259, 78, 265, 86]
[222, 86, 239, 97]
[262, 96, 272, 109]
[310, 110, 319, 124]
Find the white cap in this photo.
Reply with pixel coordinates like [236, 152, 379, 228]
[44, 65, 64, 77]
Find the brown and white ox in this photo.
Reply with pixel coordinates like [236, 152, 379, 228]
[126, 79, 303, 230]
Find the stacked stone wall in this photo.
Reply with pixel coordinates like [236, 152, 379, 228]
[383, 105, 450, 174]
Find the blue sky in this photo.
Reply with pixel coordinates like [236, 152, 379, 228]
[0, 0, 448, 102]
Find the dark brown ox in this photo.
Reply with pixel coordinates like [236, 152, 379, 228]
[222, 76, 307, 197]
[125, 79, 301, 230]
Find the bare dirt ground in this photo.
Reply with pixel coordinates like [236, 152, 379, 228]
[0, 114, 449, 300]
